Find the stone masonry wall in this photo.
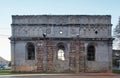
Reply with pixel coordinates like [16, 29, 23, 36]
[11, 15, 112, 72]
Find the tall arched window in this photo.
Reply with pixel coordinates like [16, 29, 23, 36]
[87, 45, 95, 61]
[26, 42, 35, 60]
[57, 44, 65, 61]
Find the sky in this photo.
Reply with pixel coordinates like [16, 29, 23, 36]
[0, 0, 120, 61]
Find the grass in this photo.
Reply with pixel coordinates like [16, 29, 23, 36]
[112, 70, 120, 74]
[0, 69, 120, 75]
[0, 69, 12, 75]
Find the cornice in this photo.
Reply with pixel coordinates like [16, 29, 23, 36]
[11, 24, 112, 26]
[9, 37, 114, 41]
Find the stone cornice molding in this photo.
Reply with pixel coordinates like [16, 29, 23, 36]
[9, 37, 114, 41]
[11, 24, 112, 27]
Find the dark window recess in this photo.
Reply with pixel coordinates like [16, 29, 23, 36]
[95, 31, 98, 34]
[87, 45, 95, 61]
[27, 43, 35, 60]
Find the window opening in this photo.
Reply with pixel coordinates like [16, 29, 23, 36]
[27, 43, 35, 60]
[87, 45, 95, 61]
[57, 45, 65, 61]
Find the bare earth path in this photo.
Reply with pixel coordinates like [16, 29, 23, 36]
[0, 73, 120, 78]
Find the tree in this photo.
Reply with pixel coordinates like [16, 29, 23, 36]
[113, 17, 120, 49]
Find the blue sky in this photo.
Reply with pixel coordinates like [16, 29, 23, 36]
[0, 0, 120, 61]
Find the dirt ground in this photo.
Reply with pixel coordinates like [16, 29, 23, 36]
[0, 73, 120, 78]
[0, 75, 120, 78]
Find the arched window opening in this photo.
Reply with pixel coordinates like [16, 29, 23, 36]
[27, 42, 35, 60]
[87, 45, 95, 61]
[57, 45, 65, 61]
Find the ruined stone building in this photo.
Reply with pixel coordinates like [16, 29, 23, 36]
[10, 15, 113, 73]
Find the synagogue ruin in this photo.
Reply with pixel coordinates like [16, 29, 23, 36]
[10, 15, 113, 72]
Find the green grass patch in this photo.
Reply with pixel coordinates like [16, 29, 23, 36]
[1, 69, 120, 75]
[0, 69, 12, 75]
[112, 70, 120, 74]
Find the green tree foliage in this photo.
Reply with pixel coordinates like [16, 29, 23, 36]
[114, 23, 120, 38]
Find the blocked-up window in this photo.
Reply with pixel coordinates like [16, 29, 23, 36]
[26, 42, 35, 60]
[87, 45, 95, 61]
[57, 45, 65, 61]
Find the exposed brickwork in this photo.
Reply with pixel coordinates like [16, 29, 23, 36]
[69, 41, 76, 71]
[12, 66, 37, 72]
[36, 40, 86, 72]
[37, 46, 43, 72]
[46, 40, 55, 72]
[79, 42, 85, 72]
[69, 40, 85, 72]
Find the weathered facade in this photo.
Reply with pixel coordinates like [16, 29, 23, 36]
[10, 15, 113, 73]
